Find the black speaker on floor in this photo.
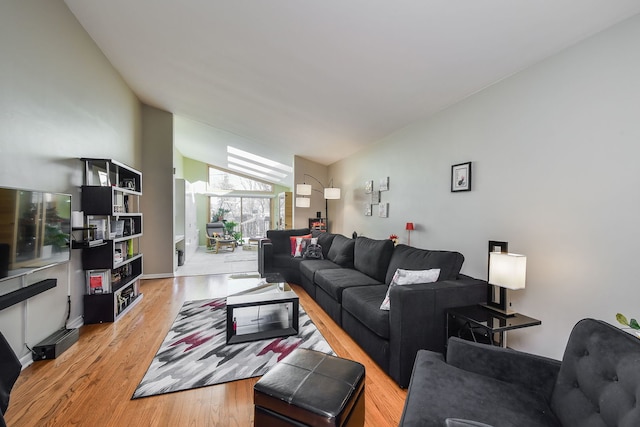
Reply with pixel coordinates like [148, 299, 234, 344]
[32, 328, 79, 361]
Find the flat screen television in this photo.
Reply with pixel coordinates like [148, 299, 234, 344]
[0, 186, 71, 282]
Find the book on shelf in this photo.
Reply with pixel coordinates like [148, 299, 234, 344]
[87, 269, 110, 294]
[88, 218, 106, 240]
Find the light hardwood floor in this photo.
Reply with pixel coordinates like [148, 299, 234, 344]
[5, 275, 407, 426]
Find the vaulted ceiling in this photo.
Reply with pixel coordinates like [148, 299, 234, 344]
[65, 1, 640, 170]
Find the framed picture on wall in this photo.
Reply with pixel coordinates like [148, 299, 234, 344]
[451, 162, 472, 192]
[365, 180, 374, 194]
[370, 191, 380, 204]
[379, 176, 389, 191]
[364, 203, 372, 216]
[378, 203, 389, 218]
[98, 170, 109, 186]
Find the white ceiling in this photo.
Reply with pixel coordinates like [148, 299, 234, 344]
[65, 0, 640, 168]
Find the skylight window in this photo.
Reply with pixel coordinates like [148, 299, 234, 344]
[228, 156, 287, 179]
[226, 146, 292, 183]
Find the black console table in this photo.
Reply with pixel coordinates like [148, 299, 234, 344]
[446, 305, 541, 349]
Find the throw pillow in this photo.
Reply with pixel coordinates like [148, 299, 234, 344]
[293, 237, 313, 258]
[290, 234, 312, 256]
[303, 238, 323, 259]
[380, 268, 441, 310]
[327, 235, 355, 267]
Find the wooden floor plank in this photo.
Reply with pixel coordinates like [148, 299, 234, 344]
[5, 275, 407, 426]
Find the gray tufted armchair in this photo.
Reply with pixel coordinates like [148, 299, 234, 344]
[399, 318, 640, 426]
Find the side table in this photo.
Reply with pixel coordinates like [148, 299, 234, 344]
[446, 305, 541, 349]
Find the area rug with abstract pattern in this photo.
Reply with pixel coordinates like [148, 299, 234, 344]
[132, 297, 334, 399]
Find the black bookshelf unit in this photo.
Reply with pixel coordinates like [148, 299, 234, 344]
[78, 158, 144, 323]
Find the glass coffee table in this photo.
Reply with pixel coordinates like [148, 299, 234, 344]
[225, 274, 299, 345]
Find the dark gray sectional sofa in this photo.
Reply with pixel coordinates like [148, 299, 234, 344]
[258, 228, 487, 388]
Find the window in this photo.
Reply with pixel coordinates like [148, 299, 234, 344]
[209, 166, 273, 193]
[208, 166, 273, 239]
[210, 196, 271, 240]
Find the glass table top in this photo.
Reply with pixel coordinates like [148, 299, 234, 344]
[227, 273, 294, 302]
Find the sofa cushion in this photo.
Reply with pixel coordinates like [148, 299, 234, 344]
[550, 319, 640, 427]
[354, 237, 394, 283]
[315, 268, 383, 302]
[327, 235, 355, 268]
[386, 244, 464, 284]
[267, 228, 311, 255]
[300, 259, 342, 283]
[312, 232, 337, 259]
[342, 285, 390, 339]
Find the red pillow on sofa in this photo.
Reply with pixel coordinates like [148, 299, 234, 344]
[290, 234, 312, 256]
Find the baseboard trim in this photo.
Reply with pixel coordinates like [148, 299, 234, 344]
[142, 273, 174, 280]
[19, 353, 33, 369]
[66, 315, 84, 329]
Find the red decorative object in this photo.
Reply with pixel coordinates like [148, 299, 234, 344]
[405, 223, 414, 246]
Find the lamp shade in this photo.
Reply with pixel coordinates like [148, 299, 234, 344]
[295, 197, 310, 208]
[489, 252, 526, 290]
[324, 187, 341, 200]
[405, 222, 414, 231]
[296, 184, 312, 196]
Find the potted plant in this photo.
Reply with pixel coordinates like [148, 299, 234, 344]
[223, 220, 237, 236]
[212, 207, 230, 222]
[616, 313, 640, 337]
[43, 224, 68, 257]
[222, 220, 243, 245]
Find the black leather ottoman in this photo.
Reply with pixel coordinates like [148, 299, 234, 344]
[254, 348, 365, 426]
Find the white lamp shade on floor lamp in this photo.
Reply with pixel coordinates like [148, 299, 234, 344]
[296, 184, 312, 196]
[324, 187, 341, 199]
[295, 197, 311, 208]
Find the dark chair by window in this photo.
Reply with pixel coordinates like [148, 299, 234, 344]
[206, 222, 236, 253]
[205, 222, 226, 250]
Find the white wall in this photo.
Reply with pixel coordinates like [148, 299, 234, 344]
[140, 106, 175, 278]
[0, 0, 141, 359]
[174, 116, 295, 188]
[330, 15, 640, 360]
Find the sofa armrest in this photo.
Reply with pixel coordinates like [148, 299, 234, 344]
[388, 277, 486, 388]
[446, 337, 561, 400]
[258, 240, 273, 277]
[258, 237, 271, 248]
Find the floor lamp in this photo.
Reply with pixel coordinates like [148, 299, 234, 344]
[295, 174, 341, 229]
